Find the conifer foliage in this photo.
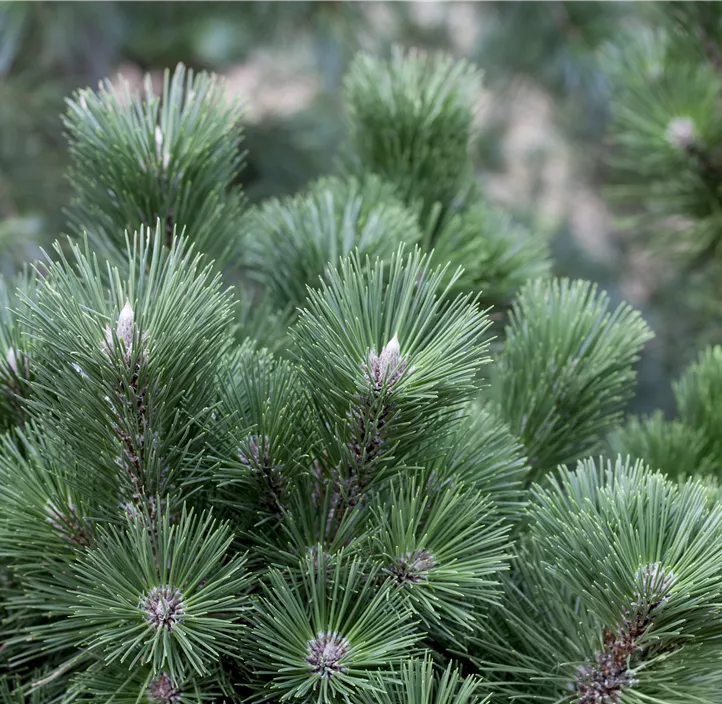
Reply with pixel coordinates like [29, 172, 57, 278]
[63, 64, 245, 266]
[605, 3, 722, 267]
[1, 48, 721, 704]
[613, 345, 722, 478]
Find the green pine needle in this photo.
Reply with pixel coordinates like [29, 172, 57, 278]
[343, 47, 481, 227]
[63, 63, 245, 265]
[492, 278, 653, 479]
[37, 507, 249, 683]
[360, 655, 486, 704]
[246, 550, 420, 703]
[244, 175, 420, 314]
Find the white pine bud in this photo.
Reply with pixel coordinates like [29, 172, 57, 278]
[665, 116, 696, 150]
[633, 561, 676, 605]
[154, 125, 170, 170]
[116, 301, 135, 352]
[366, 333, 407, 390]
[155, 125, 164, 162]
[6, 346, 17, 375]
[72, 362, 88, 379]
[378, 333, 401, 378]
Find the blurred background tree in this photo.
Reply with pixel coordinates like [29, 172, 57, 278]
[1, 0, 719, 417]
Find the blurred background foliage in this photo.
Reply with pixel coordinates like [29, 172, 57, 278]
[0, 0, 719, 416]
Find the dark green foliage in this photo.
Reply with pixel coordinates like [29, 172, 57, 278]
[599, 4, 722, 411]
[614, 345, 722, 477]
[611, 411, 714, 477]
[477, 1, 630, 122]
[211, 341, 310, 534]
[65, 663, 235, 704]
[0, 425, 90, 571]
[606, 37, 722, 254]
[243, 175, 420, 313]
[291, 249, 491, 484]
[431, 202, 551, 307]
[0, 269, 36, 432]
[476, 456, 722, 703]
[492, 278, 653, 479]
[0, 235, 518, 702]
[5, 38, 719, 704]
[604, 5, 722, 268]
[242, 47, 548, 322]
[343, 48, 480, 225]
[674, 345, 722, 461]
[64, 64, 245, 266]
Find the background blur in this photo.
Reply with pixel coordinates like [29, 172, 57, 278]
[0, 1, 714, 416]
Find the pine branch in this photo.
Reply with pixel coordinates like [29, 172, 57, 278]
[614, 345, 722, 478]
[291, 246, 491, 538]
[20, 225, 235, 519]
[63, 63, 245, 266]
[66, 661, 239, 703]
[246, 550, 419, 702]
[243, 174, 420, 314]
[343, 47, 481, 231]
[0, 425, 95, 575]
[474, 456, 722, 703]
[604, 23, 722, 265]
[492, 278, 653, 479]
[6, 35, 722, 704]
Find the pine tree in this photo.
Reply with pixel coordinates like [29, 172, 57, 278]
[1, 48, 720, 704]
